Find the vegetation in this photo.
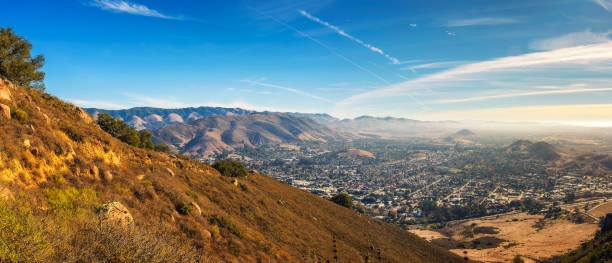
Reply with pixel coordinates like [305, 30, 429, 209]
[96, 113, 168, 152]
[0, 28, 45, 91]
[331, 193, 353, 209]
[211, 160, 248, 177]
[10, 108, 27, 123]
[210, 215, 243, 237]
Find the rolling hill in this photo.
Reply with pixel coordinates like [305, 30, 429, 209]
[151, 112, 340, 157]
[0, 78, 465, 262]
[507, 140, 561, 161]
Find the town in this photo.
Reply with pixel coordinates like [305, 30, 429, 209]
[208, 138, 612, 228]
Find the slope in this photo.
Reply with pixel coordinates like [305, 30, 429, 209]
[0, 79, 463, 262]
[152, 113, 338, 157]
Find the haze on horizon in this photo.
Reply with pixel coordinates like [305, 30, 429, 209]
[2, 0, 612, 125]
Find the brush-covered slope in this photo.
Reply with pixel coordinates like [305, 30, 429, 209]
[0, 80, 462, 262]
[152, 113, 338, 157]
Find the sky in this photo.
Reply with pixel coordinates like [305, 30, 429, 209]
[1, 0, 612, 124]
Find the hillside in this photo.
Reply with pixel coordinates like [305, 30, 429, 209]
[506, 140, 561, 161]
[85, 107, 339, 131]
[152, 113, 339, 157]
[0, 79, 463, 262]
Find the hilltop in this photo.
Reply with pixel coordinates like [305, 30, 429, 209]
[0, 79, 462, 262]
[151, 113, 340, 157]
[507, 140, 561, 161]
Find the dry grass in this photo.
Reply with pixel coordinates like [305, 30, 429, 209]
[0, 81, 465, 262]
[410, 213, 599, 263]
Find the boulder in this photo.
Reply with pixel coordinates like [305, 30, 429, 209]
[136, 174, 145, 180]
[201, 229, 212, 240]
[23, 139, 30, 148]
[190, 201, 202, 216]
[0, 79, 11, 101]
[74, 106, 94, 123]
[90, 166, 100, 180]
[232, 178, 239, 186]
[0, 104, 10, 119]
[98, 201, 134, 231]
[166, 168, 175, 177]
[103, 171, 113, 182]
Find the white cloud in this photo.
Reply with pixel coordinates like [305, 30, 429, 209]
[299, 10, 400, 64]
[446, 17, 520, 27]
[529, 30, 611, 50]
[402, 61, 469, 71]
[409, 24, 417, 28]
[446, 31, 456, 36]
[337, 42, 612, 107]
[240, 79, 331, 102]
[436, 87, 612, 103]
[68, 99, 130, 109]
[90, 0, 181, 19]
[593, 0, 612, 11]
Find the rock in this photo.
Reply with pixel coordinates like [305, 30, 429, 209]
[191, 201, 202, 216]
[29, 147, 40, 157]
[166, 168, 175, 177]
[23, 139, 30, 148]
[98, 201, 134, 231]
[0, 79, 11, 101]
[201, 229, 212, 240]
[103, 171, 113, 182]
[136, 174, 145, 180]
[0, 104, 10, 119]
[91, 166, 100, 180]
[23, 95, 32, 103]
[232, 178, 239, 186]
[74, 106, 94, 123]
[41, 113, 50, 124]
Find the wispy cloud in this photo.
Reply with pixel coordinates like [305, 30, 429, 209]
[402, 61, 469, 71]
[89, 0, 181, 20]
[337, 42, 612, 107]
[299, 10, 400, 64]
[68, 99, 130, 109]
[240, 79, 331, 102]
[436, 87, 612, 103]
[593, 0, 612, 11]
[446, 17, 520, 27]
[529, 30, 611, 50]
[247, 6, 390, 84]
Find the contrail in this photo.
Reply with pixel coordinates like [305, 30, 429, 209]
[247, 6, 390, 85]
[299, 10, 400, 65]
[240, 79, 332, 102]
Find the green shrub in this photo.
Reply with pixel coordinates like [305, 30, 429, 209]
[96, 113, 169, 152]
[212, 160, 248, 177]
[42, 187, 97, 215]
[210, 215, 243, 237]
[175, 200, 193, 215]
[11, 109, 28, 122]
[0, 199, 49, 262]
[331, 193, 353, 209]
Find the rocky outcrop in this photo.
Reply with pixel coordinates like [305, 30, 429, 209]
[0, 104, 10, 119]
[0, 78, 12, 101]
[75, 106, 94, 123]
[98, 201, 134, 231]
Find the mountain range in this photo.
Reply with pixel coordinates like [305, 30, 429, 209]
[152, 112, 340, 157]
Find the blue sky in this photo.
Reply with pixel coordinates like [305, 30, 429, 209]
[2, 0, 612, 124]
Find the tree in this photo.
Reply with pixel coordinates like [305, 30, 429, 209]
[0, 28, 45, 91]
[138, 130, 155, 150]
[331, 193, 352, 209]
[212, 160, 248, 177]
[512, 255, 524, 263]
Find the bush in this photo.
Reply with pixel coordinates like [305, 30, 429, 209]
[210, 215, 243, 237]
[0, 200, 49, 262]
[331, 193, 352, 209]
[175, 200, 193, 215]
[96, 113, 169, 152]
[11, 109, 28, 122]
[212, 160, 248, 177]
[42, 187, 97, 216]
[0, 28, 45, 92]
